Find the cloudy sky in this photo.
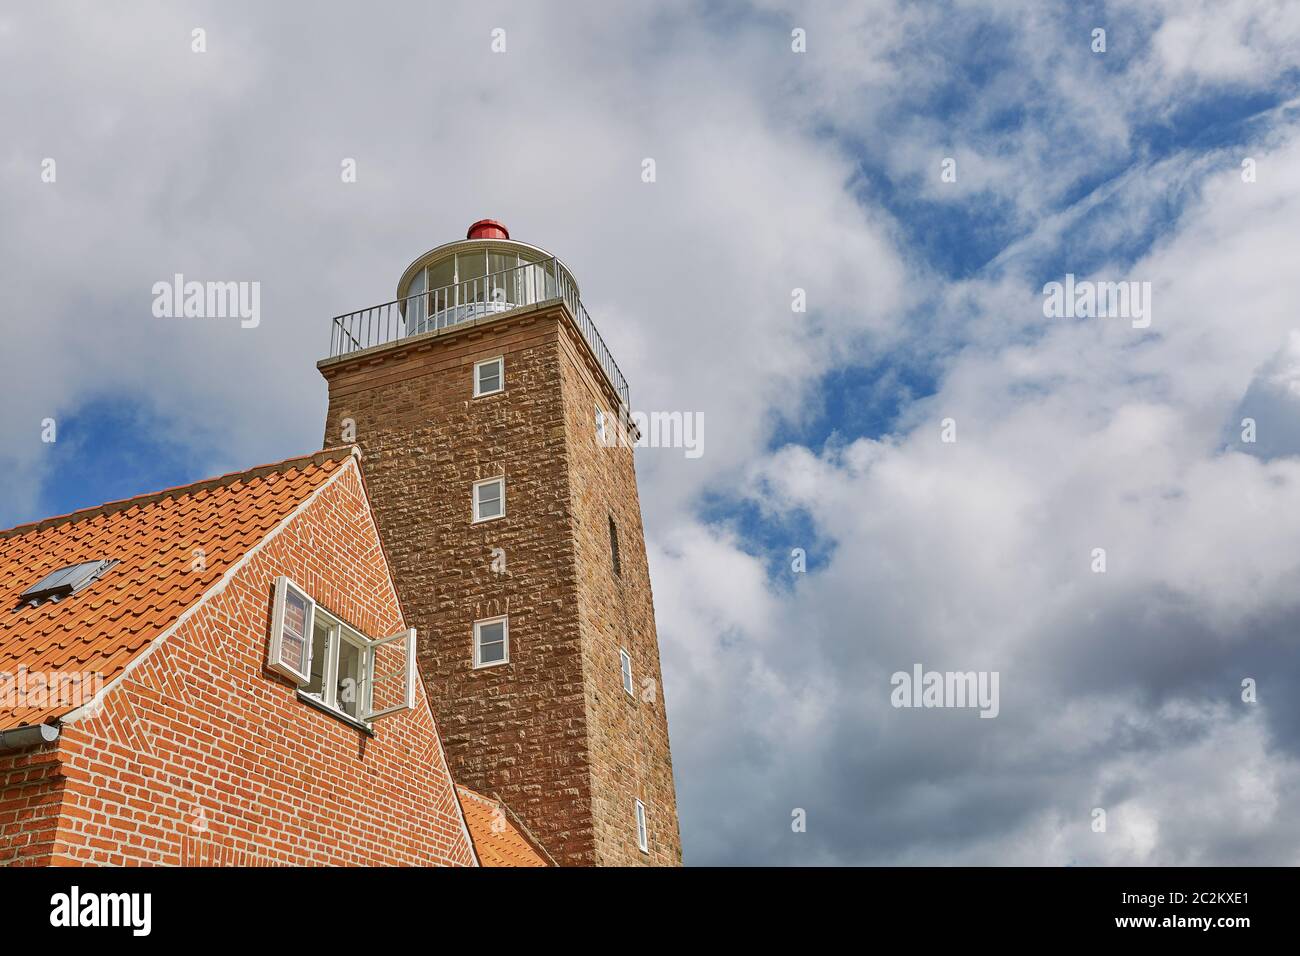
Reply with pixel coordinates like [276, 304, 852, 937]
[4, 1, 1300, 864]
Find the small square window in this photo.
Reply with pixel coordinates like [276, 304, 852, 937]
[635, 799, 648, 853]
[473, 477, 505, 522]
[474, 616, 509, 668]
[474, 357, 504, 397]
[620, 648, 634, 697]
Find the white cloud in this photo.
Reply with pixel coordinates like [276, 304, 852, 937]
[660, 94, 1300, 863]
[6, 1, 1300, 865]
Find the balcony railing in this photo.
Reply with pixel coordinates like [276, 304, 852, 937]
[327, 256, 630, 407]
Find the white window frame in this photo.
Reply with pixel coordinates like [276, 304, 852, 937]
[473, 615, 510, 669]
[595, 405, 606, 445]
[269, 576, 315, 684]
[620, 648, 634, 698]
[473, 356, 504, 397]
[300, 609, 367, 720]
[472, 476, 506, 523]
[635, 799, 649, 853]
[363, 627, 419, 720]
[272, 576, 417, 725]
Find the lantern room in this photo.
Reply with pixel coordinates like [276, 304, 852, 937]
[395, 219, 581, 335]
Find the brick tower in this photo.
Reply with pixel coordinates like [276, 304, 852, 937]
[317, 220, 681, 866]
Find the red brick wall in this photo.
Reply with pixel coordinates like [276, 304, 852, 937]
[41, 461, 476, 866]
[0, 743, 64, 866]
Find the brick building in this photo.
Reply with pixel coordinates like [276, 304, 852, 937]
[319, 220, 681, 866]
[0, 448, 543, 866]
[0, 220, 679, 867]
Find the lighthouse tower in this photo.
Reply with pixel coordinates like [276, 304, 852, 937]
[318, 220, 681, 866]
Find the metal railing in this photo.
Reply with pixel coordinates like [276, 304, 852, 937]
[328, 257, 630, 407]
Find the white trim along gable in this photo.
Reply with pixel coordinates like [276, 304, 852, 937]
[60, 449, 365, 726]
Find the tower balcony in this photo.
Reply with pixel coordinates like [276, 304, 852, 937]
[327, 221, 630, 408]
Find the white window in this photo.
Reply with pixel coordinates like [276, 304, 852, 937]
[635, 799, 648, 853]
[620, 648, 634, 697]
[270, 576, 417, 723]
[474, 356, 503, 397]
[595, 406, 606, 445]
[473, 477, 505, 522]
[269, 577, 314, 684]
[474, 616, 509, 668]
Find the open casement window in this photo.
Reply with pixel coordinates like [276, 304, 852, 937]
[362, 628, 418, 720]
[270, 577, 315, 684]
[276, 586, 417, 725]
[308, 616, 369, 721]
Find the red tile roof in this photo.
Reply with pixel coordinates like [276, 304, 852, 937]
[456, 785, 552, 867]
[0, 448, 356, 731]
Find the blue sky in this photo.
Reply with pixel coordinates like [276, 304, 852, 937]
[34, 397, 208, 520]
[6, 1, 1300, 865]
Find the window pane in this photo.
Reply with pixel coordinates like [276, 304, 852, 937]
[487, 253, 515, 305]
[478, 640, 506, 665]
[281, 590, 309, 673]
[457, 250, 487, 304]
[336, 638, 363, 718]
[303, 618, 331, 697]
[477, 360, 501, 393]
[477, 481, 503, 518]
[426, 257, 455, 292]
[457, 249, 487, 282]
[426, 258, 455, 326]
[405, 268, 427, 332]
[477, 619, 507, 666]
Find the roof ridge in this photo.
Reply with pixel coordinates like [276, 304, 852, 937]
[0, 446, 360, 540]
[455, 784, 498, 807]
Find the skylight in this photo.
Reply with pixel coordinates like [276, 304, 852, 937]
[18, 560, 117, 607]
